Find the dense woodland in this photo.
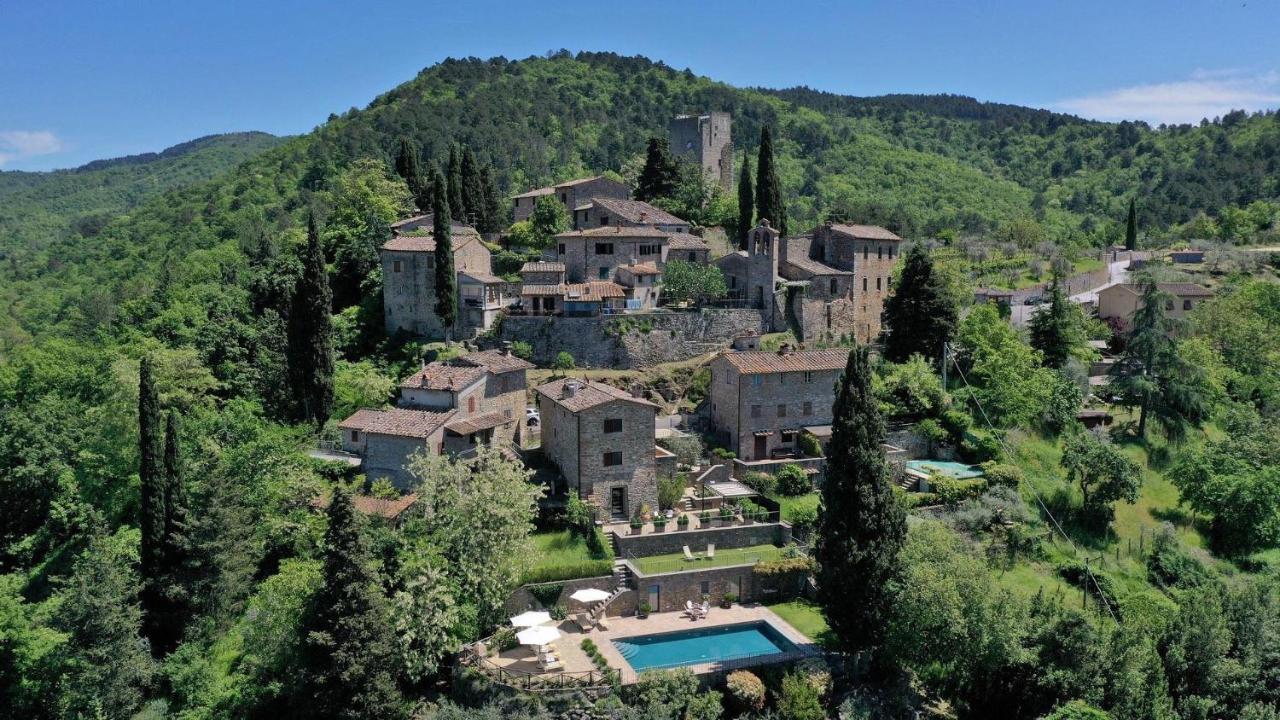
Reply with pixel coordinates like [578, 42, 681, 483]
[2, 52, 1280, 719]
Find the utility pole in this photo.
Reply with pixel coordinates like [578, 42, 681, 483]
[940, 342, 950, 389]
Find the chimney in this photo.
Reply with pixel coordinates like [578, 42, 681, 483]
[639, 211, 648, 223]
[778, 343, 792, 355]
[563, 380, 581, 398]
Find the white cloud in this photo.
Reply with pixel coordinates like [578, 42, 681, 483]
[1055, 69, 1280, 125]
[0, 130, 65, 167]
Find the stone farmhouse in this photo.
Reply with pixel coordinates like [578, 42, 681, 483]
[708, 340, 851, 462]
[337, 349, 533, 487]
[717, 221, 902, 344]
[1097, 282, 1213, 334]
[669, 111, 733, 191]
[536, 378, 663, 520]
[511, 175, 630, 224]
[573, 197, 690, 234]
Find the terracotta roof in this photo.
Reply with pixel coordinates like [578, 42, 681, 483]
[618, 262, 662, 276]
[520, 261, 566, 273]
[521, 283, 566, 296]
[459, 270, 504, 284]
[718, 348, 851, 374]
[556, 175, 610, 189]
[400, 364, 486, 391]
[312, 493, 420, 520]
[458, 349, 535, 373]
[337, 408, 454, 438]
[668, 232, 710, 251]
[827, 224, 902, 241]
[589, 197, 686, 226]
[512, 186, 556, 200]
[535, 377, 658, 412]
[445, 411, 511, 435]
[784, 255, 852, 277]
[555, 226, 671, 239]
[382, 231, 479, 253]
[565, 282, 626, 301]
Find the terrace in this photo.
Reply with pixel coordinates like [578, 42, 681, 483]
[627, 543, 786, 575]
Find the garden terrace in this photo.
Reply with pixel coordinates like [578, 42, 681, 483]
[522, 530, 614, 584]
[626, 543, 786, 575]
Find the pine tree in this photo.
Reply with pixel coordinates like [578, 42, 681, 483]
[287, 216, 335, 426]
[460, 147, 483, 228]
[1029, 269, 1080, 368]
[755, 125, 786, 236]
[478, 164, 505, 233]
[737, 149, 754, 248]
[431, 167, 457, 341]
[138, 354, 167, 652]
[394, 137, 429, 213]
[1125, 198, 1138, 251]
[882, 243, 959, 364]
[446, 144, 464, 222]
[814, 346, 905, 659]
[635, 137, 679, 201]
[299, 488, 404, 720]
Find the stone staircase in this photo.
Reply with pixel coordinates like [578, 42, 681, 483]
[898, 473, 918, 492]
[591, 530, 632, 619]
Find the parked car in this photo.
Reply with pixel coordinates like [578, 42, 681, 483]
[1023, 294, 1044, 305]
[525, 408, 540, 427]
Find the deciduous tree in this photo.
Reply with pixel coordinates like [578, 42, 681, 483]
[1061, 430, 1142, 523]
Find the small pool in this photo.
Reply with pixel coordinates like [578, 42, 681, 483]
[612, 621, 798, 672]
[905, 459, 984, 479]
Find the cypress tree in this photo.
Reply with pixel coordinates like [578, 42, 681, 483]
[1029, 269, 1078, 368]
[478, 164, 505, 233]
[737, 149, 754, 248]
[446, 144, 464, 223]
[149, 410, 192, 655]
[882, 243, 959, 364]
[394, 137, 429, 213]
[431, 166, 458, 341]
[138, 354, 166, 651]
[814, 346, 905, 660]
[299, 488, 404, 719]
[635, 137, 679, 201]
[460, 147, 484, 228]
[1125, 198, 1138, 251]
[755, 125, 786, 236]
[287, 215, 335, 426]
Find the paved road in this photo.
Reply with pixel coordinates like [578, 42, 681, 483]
[1009, 258, 1130, 327]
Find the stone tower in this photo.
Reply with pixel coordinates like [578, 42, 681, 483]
[746, 221, 779, 323]
[668, 112, 733, 191]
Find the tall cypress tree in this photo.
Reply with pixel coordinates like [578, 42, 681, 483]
[299, 488, 404, 719]
[1029, 269, 1079, 368]
[460, 147, 484, 228]
[138, 354, 166, 651]
[755, 125, 786, 236]
[882, 243, 959, 364]
[287, 216, 335, 426]
[394, 137, 429, 213]
[635, 137, 679, 201]
[446, 144, 464, 223]
[737, 149, 754, 248]
[814, 347, 905, 660]
[149, 410, 192, 655]
[431, 167, 457, 341]
[1125, 198, 1138, 251]
[478, 164, 504, 233]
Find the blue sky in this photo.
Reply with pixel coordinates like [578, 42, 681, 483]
[2, 0, 1278, 171]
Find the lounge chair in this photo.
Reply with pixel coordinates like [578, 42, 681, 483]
[595, 614, 609, 630]
[700, 601, 711, 618]
[683, 545, 698, 561]
[706, 543, 715, 560]
[539, 655, 563, 671]
[684, 600, 698, 619]
[575, 613, 594, 631]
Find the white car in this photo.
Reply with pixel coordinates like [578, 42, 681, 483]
[525, 408, 540, 427]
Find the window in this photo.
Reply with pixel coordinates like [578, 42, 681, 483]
[781, 430, 798, 443]
[752, 375, 763, 387]
[803, 371, 814, 383]
[468, 397, 476, 413]
[504, 409, 513, 419]
[425, 256, 435, 269]
[751, 404, 762, 418]
[878, 246, 883, 260]
[603, 451, 622, 467]
[700, 581, 710, 595]
[350, 430, 360, 442]
[778, 373, 786, 385]
[604, 418, 623, 434]
[863, 245, 869, 260]
[890, 245, 895, 259]
[599, 267, 610, 279]
[639, 244, 660, 256]
[829, 278, 837, 294]
[392, 260, 402, 273]
[557, 243, 566, 256]
[777, 403, 787, 418]
[876, 277, 882, 291]
[863, 277, 868, 292]
[560, 193, 567, 202]
[595, 243, 614, 255]
[1165, 300, 1174, 311]
[803, 401, 813, 416]
[1183, 299, 1193, 310]
[600, 215, 610, 226]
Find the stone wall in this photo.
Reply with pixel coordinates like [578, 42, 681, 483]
[613, 522, 788, 557]
[498, 308, 767, 368]
[503, 575, 616, 615]
[628, 563, 762, 613]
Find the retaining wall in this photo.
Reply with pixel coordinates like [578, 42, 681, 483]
[504, 575, 616, 615]
[613, 522, 789, 558]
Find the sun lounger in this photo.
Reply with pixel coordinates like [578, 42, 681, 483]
[700, 601, 710, 618]
[576, 613, 594, 631]
[539, 656, 563, 671]
[706, 543, 715, 560]
[683, 545, 698, 561]
[684, 600, 698, 618]
[595, 615, 609, 630]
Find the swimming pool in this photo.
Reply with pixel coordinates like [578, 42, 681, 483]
[612, 621, 798, 672]
[905, 459, 984, 479]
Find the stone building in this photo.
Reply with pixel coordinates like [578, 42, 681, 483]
[669, 112, 733, 191]
[511, 176, 630, 223]
[399, 349, 534, 446]
[380, 216, 503, 338]
[536, 378, 660, 520]
[337, 408, 458, 488]
[667, 232, 712, 264]
[553, 226, 672, 283]
[1097, 282, 1213, 334]
[708, 345, 850, 461]
[615, 262, 663, 309]
[573, 197, 690, 234]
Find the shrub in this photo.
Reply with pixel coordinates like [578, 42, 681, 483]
[658, 475, 685, 511]
[700, 510, 713, 524]
[528, 582, 565, 609]
[725, 670, 766, 712]
[661, 434, 705, 465]
[1147, 523, 1210, 588]
[510, 340, 533, 360]
[553, 351, 575, 370]
[742, 471, 778, 496]
[630, 669, 698, 708]
[901, 491, 940, 509]
[492, 627, 517, 653]
[1057, 560, 1120, 610]
[959, 429, 1002, 463]
[980, 461, 1024, 488]
[949, 485, 1031, 534]
[520, 559, 613, 585]
[787, 504, 818, 537]
[798, 433, 823, 458]
[677, 513, 690, 527]
[916, 417, 949, 448]
[931, 476, 988, 505]
[777, 671, 825, 720]
[775, 464, 812, 496]
[940, 408, 973, 438]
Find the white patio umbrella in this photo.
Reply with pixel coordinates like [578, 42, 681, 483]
[569, 588, 611, 604]
[509, 610, 553, 628]
[516, 625, 561, 647]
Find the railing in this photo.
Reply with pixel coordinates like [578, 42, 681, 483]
[463, 640, 615, 693]
[626, 544, 786, 576]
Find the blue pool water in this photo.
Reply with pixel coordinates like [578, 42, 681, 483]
[905, 459, 985, 479]
[612, 621, 798, 671]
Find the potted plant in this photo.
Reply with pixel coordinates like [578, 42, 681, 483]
[630, 514, 644, 535]
[637, 601, 651, 619]
[699, 510, 713, 527]
[677, 513, 690, 530]
[719, 505, 736, 526]
[722, 593, 737, 609]
[653, 514, 668, 532]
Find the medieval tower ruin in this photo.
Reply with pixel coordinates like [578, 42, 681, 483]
[668, 112, 733, 191]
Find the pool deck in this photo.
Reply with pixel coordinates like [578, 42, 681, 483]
[482, 604, 818, 685]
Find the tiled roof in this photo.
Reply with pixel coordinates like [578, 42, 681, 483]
[382, 232, 479, 253]
[400, 364, 485, 391]
[512, 175, 617, 200]
[520, 261, 566, 273]
[557, 175, 609, 188]
[589, 197, 686, 226]
[459, 270, 504, 284]
[565, 282, 626, 301]
[512, 186, 556, 200]
[718, 348, 852, 374]
[535, 377, 658, 413]
[338, 408, 455, 438]
[828, 224, 902, 241]
[555, 226, 671, 239]
[445, 411, 511, 435]
[521, 283, 566, 296]
[619, 262, 662, 276]
[458, 349, 535, 373]
[784, 255, 852, 277]
[1107, 283, 1214, 297]
[389, 213, 480, 233]
[668, 232, 710, 251]
[312, 493, 420, 520]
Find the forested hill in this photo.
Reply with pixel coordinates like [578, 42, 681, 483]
[4, 52, 1279, 353]
[0, 131, 281, 258]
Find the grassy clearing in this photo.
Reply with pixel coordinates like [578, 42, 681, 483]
[631, 543, 785, 575]
[523, 530, 614, 584]
[766, 599, 834, 647]
[771, 493, 820, 524]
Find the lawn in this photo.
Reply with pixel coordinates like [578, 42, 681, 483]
[772, 493, 820, 524]
[631, 543, 785, 575]
[522, 530, 614, 584]
[766, 599, 833, 647]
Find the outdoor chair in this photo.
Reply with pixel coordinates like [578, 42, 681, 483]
[700, 601, 711, 618]
[706, 543, 715, 560]
[575, 613, 594, 631]
[682, 545, 698, 561]
[684, 600, 698, 619]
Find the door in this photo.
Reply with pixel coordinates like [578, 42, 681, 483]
[610, 487, 626, 519]
[648, 585, 660, 613]
[754, 435, 767, 460]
